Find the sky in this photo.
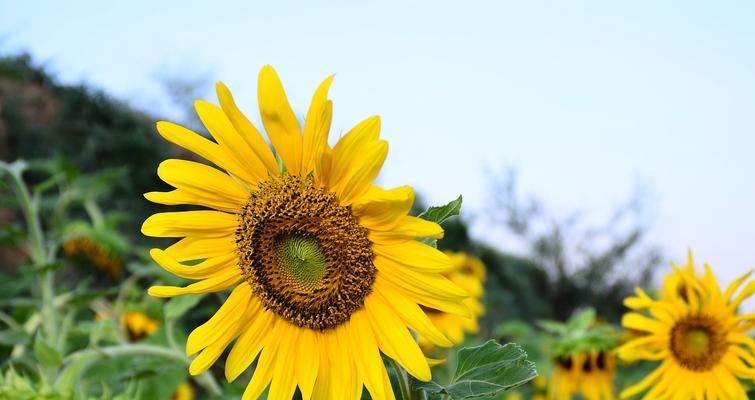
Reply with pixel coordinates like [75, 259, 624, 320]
[1, 1, 753, 301]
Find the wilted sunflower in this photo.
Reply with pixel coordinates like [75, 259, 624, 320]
[419, 251, 485, 348]
[618, 252, 755, 399]
[549, 351, 615, 400]
[142, 66, 468, 399]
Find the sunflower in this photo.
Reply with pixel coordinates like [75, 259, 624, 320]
[548, 351, 616, 400]
[120, 311, 160, 341]
[63, 237, 123, 279]
[172, 382, 194, 400]
[142, 66, 468, 400]
[419, 251, 485, 349]
[617, 252, 755, 399]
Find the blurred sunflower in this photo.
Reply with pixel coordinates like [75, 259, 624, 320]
[120, 311, 160, 341]
[63, 236, 123, 279]
[172, 382, 194, 400]
[549, 351, 615, 400]
[142, 66, 468, 399]
[540, 309, 618, 400]
[617, 252, 755, 399]
[419, 251, 485, 349]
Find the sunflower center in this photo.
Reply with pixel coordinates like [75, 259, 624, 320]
[275, 234, 327, 291]
[670, 314, 727, 371]
[236, 174, 376, 331]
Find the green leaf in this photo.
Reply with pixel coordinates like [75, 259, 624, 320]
[415, 340, 537, 399]
[567, 308, 596, 332]
[164, 294, 205, 320]
[419, 195, 463, 224]
[34, 336, 63, 367]
[0, 329, 30, 346]
[418, 196, 463, 248]
[89, 319, 119, 346]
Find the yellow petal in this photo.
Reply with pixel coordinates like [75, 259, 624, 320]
[145, 189, 242, 214]
[379, 275, 470, 318]
[296, 328, 320, 400]
[373, 282, 453, 347]
[333, 140, 388, 205]
[268, 323, 299, 400]
[149, 159, 248, 210]
[225, 308, 275, 381]
[352, 185, 415, 230]
[150, 249, 237, 280]
[186, 284, 253, 355]
[141, 211, 237, 238]
[258, 66, 303, 174]
[163, 235, 236, 262]
[328, 116, 381, 185]
[365, 294, 431, 381]
[216, 81, 278, 173]
[344, 311, 394, 400]
[242, 327, 278, 400]
[369, 216, 444, 243]
[373, 241, 452, 273]
[302, 75, 334, 174]
[155, 121, 249, 183]
[621, 312, 668, 334]
[376, 256, 468, 299]
[147, 267, 241, 298]
[195, 100, 269, 185]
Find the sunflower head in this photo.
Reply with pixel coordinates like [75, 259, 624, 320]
[121, 311, 160, 341]
[618, 251, 755, 399]
[541, 308, 618, 400]
[142, 66, 469, 400]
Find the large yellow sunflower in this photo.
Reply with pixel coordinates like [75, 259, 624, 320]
[617, 252, 755, 399]
[141, 66, 468, 400]
[419, 251, 485, 348]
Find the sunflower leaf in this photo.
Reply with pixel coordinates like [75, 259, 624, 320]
[414, 340, 537, 399]
[419, 195, 463, 225]
[34, 336, 62, 368]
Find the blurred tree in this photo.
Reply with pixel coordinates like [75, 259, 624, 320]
[0, 53, 169, 237]
[432, 168, 660, 336]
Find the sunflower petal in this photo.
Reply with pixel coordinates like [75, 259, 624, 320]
[352, 185, 414, 230]
[373, 241, 452, 273]
[258, 66, 303, 174]
[302, 75, 334, 174]
[365, 294, 431, 381]
[226, 308, 275, 381]
[216, 81, 278, 173]
[142, 210, 237, 238]
[373, 281, 453, 347]
[150, 249, 237, 280]
[147, 267, 241, 298]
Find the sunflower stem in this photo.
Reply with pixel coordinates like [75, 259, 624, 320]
[0, 161, 56, 345]
[389, 358, 415, 400]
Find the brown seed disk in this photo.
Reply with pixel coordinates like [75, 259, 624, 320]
[669, 313, 728, 372]
[236, 174, 375, 331]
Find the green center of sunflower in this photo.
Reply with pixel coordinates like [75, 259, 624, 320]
[236, 174, 376, 331]
[670, 314, 728, 371]
[275, 234, 328, 291]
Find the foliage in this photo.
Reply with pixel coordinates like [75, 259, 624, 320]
[415, 341, 536, 399]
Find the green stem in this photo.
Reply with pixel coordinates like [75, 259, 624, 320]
[1, 162, 55, 344]
[389, 358, 414, 400]
[56, 344, 222, 396]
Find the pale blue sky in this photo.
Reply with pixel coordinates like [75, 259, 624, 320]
[2, 1, 753, 297]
